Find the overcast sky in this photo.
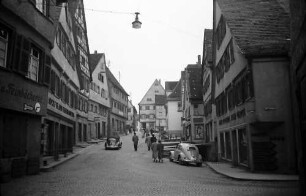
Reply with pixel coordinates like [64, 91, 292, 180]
[84, 0, 213, 110]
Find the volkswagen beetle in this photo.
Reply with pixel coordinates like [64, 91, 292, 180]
[105, 132, 122, 150]
[169, 143, 202, 167]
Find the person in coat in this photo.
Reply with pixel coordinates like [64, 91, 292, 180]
[151, 141, 158, 162]
[132, 132, 139, 151]
[145, 134, 151, 151]
[157, 140, 164, 162]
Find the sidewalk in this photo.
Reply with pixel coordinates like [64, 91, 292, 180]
[206, 162, 299, 181]
[40, 139, 105, 172]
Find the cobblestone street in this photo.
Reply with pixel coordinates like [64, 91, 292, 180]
[1, 133, 299, 196]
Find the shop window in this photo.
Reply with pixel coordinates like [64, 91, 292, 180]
[2, 113, 27, 158]
[195, 124, 204, 139]
[220, 132, 225, 158]
[238, 128, 248, 165]
[225, 131, 232, 160]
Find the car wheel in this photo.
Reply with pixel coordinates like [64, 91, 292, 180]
[196, 162, 202, 167]
[178, 156, 184, 165]
[169, 157, 173, 162]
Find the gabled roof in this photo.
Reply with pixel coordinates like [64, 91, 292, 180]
[106, 66, 129, 96]
[186, 64, 202, 100]
[168, 79, 181, 100]
[155, 94, 167, 105]
[217, 0, 290, 57]
[203, 29, 213, 63]
[89, 53, 104, 73]
[165, 81, 178, 91]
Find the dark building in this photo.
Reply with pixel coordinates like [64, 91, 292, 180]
[0, 0, 60, 180]
[290, 0, 306, 194]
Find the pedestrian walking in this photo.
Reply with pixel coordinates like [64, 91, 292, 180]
[132, 132, 139, 151]
[157, 140, 164, 162]
[151, 141, 158, 162]
[145, 134, 151, 151]
[150, 134, 157, 144]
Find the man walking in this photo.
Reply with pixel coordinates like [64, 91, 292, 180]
[132, 132, 139, 151]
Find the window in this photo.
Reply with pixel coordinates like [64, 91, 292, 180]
[216, 40, 235, 83]
[35, 0, 49, 16]
[0, 28, 8, 68]
[147, 98, 152, 101]
[216, 15, 226, 49]
[145, 106, 150, 110]
[27, 47, 40, 81]
[56, 26, 75, 69]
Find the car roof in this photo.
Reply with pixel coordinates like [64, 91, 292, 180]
[179, 143, 197, 148]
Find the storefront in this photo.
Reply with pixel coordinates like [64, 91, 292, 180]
[0, 72, 48, 179]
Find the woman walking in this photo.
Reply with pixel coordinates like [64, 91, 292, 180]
[151, 141, 158, 162]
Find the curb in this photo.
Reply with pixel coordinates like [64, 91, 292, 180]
[205, 162, 299, 181]
[40, 153, 79, 172]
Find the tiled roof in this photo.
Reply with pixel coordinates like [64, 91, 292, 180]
[89, 53, 103, 73]
[217, 0, 290, 57]
[187, 64, 203, 99]
[165, 81, 178, 91]
[167, 79, 181, 100]
[203, 29, 213, 63]
[106, 66, 129, 96]
[155, 94, 167, 105]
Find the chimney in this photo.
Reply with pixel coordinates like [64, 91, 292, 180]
[94, 50, 97, 54]
[197, 55, 201, 65]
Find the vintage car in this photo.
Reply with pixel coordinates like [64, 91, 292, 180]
[105, 133, 122, 150]
[169, 143, 202, 167]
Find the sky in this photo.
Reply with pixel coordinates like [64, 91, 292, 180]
[84, 0, 213, 110]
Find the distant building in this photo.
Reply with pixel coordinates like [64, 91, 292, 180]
[127, 100, 138, 133]
[155, 94, 167, 134]
[166, 80, 183, 138]
[214, 0, 295, 173]
[89, 52, 110, 139]
[138, 79, 165, 132]
[182, 58, 204, 143]
[106, 67, 129, 136]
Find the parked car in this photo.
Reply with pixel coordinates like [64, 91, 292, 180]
[169, 143, 202, 167]
[105, 133, 122, 150]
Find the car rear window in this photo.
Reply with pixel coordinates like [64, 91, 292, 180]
[188, 147, 197, 151]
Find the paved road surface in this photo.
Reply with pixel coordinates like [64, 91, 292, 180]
[1, 132, 299, 196]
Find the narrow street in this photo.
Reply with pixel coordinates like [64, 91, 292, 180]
[2, 132, 299, 196]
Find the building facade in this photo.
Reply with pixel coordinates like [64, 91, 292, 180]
[182, 63, 204, 143]
[201, 29, 217, 161]
[0, 0, 59, 179]
[290, 0, 306, 193]
[88, 52, 110, 139]
[127, 100, 138, 133]
[70, 0, 91, 144]
[214, 0, 296, 173]
[106, 67, 129, 136]
[43, 0, 79, 161]
[138, 79, 165, 131]
[166, 80, 183, 138]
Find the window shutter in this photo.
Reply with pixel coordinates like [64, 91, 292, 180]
[19, 37, 30, 76]
[50, 70, 55, 93]
[13, 34, 22, 71]
[44, 54, 51, 85]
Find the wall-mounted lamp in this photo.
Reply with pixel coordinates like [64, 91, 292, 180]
[132, 12, 142, 29]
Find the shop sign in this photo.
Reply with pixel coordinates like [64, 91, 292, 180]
[0, 75, 47, 115]
[48, 98, 74, 117]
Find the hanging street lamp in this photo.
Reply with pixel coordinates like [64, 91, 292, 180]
[132, 12, 142, 29]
